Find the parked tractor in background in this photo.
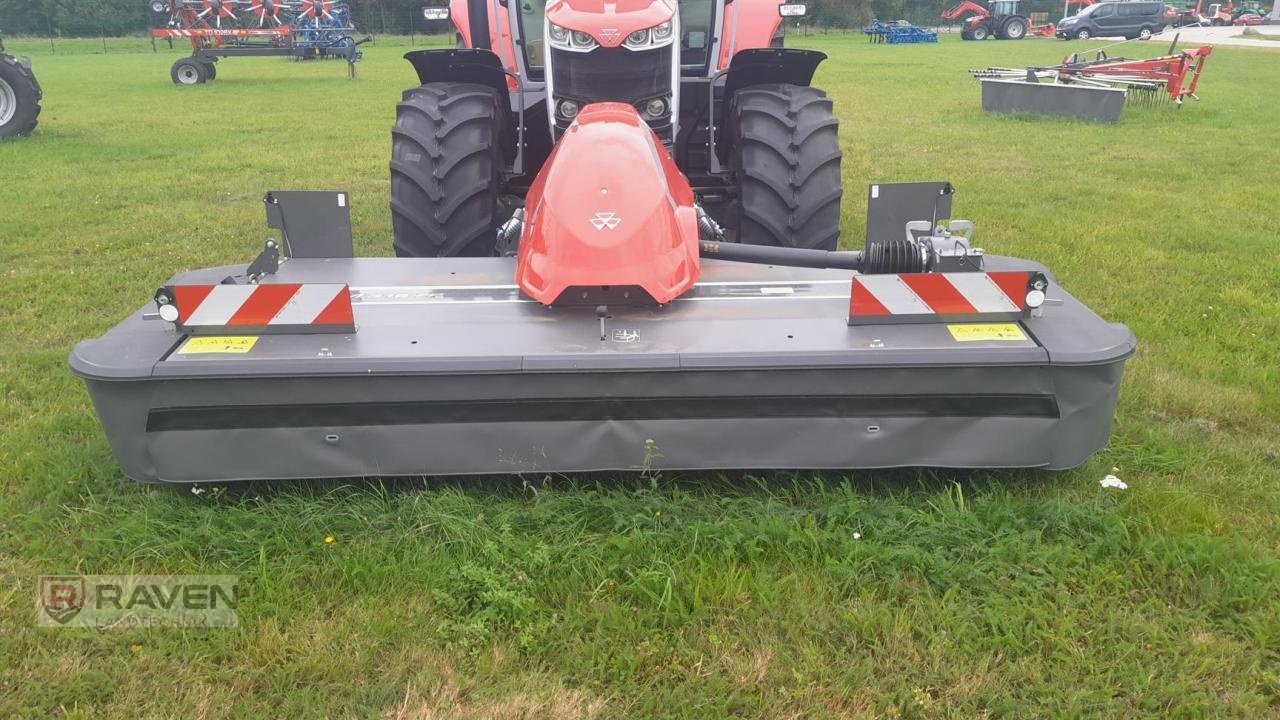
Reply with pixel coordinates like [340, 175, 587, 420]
[943, 0, 1030, 40]
[0, 30, 41, 138]
[1167, 0, 1258, 25]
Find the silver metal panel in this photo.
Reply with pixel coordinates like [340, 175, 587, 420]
[137, 257, 1053, 376]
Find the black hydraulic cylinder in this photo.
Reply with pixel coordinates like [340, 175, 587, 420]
[468, 0, 491, 49]
[699, 241, 866, 271]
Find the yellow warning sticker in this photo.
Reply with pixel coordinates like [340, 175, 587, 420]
[176, 336, 260, 354]
[947, 323, 1027, 342]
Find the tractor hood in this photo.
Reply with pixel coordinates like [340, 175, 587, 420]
[515, 102, 700, 306]
[545, 0, 676, 48]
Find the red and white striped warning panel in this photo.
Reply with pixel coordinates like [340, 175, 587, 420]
[158, 283, 355, 335]
[849, 271, 1043, 325]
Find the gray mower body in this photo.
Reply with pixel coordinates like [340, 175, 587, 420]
[71, 254, 1135, 483]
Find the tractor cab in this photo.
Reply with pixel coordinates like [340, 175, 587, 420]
[989, 0, 1022, 16]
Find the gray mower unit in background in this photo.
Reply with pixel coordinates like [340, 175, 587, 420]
[70, 187, 1136, 484]
[0, 32, 42, 138]
[980, 78, 1126, 121]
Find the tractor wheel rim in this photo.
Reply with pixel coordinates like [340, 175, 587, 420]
[179, 65, 198, 83]
[0, 77, 15, 126]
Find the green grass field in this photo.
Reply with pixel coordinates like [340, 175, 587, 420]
[2, 31, 1279, 718]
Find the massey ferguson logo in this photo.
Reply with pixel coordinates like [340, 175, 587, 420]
[600, 28, 620, 42]
[38, 576, 86, 625]
[590, 212, 622, 231]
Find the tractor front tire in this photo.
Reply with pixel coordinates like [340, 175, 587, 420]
[728, 84, 842, 251]
[390, 82, 504, 258]
[0, 53, 41, 138]
[972, 24, 991, 40]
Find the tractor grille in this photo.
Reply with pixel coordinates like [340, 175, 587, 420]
[549, 45, 674, 143]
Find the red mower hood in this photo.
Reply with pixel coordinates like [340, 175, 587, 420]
[515, 103, 701, 306]
[545, 0, 676, 48]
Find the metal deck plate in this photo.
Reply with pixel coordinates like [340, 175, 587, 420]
[112, 257, 1079, 378]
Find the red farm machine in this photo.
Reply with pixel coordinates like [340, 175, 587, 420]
[973, 36, 1212, 120]
[943, 0, 1032, 39]
[0, 30, 41, 137]
[69, 0, 1135, 484]
[149, 0, 367, 83]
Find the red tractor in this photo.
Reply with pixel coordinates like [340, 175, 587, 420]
[394, 0, 838, 257]
[942, 0, 1030, 39]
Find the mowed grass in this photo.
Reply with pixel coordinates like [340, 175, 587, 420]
[1, 31, 1279, 718]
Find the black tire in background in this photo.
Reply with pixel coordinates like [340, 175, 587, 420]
[1000, 17, 1027, 39]
[203, 61, 217, 80]
[0, 53, 41, 138]
[390, 82, 504, 257]
[727, 83, 842, 251]
[171, 58, 207, 85]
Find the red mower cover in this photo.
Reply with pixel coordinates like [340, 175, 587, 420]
[516, 103, 701, 306]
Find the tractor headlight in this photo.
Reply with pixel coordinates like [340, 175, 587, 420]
[623, 20, 675, 50]
[640, 97, 669, 119]
[151, 0, 169, 12]
[547, 23, 599, 51]
[556, 99, 581, 120]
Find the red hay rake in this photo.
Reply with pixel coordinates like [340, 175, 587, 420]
[151, 0, 295, 49]
[148, 0, 363, 82]
[972, 38, 1212, 108]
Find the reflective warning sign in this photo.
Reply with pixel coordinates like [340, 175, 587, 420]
[947, 324, 1027, 342]
[176, 336, 260, 354]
